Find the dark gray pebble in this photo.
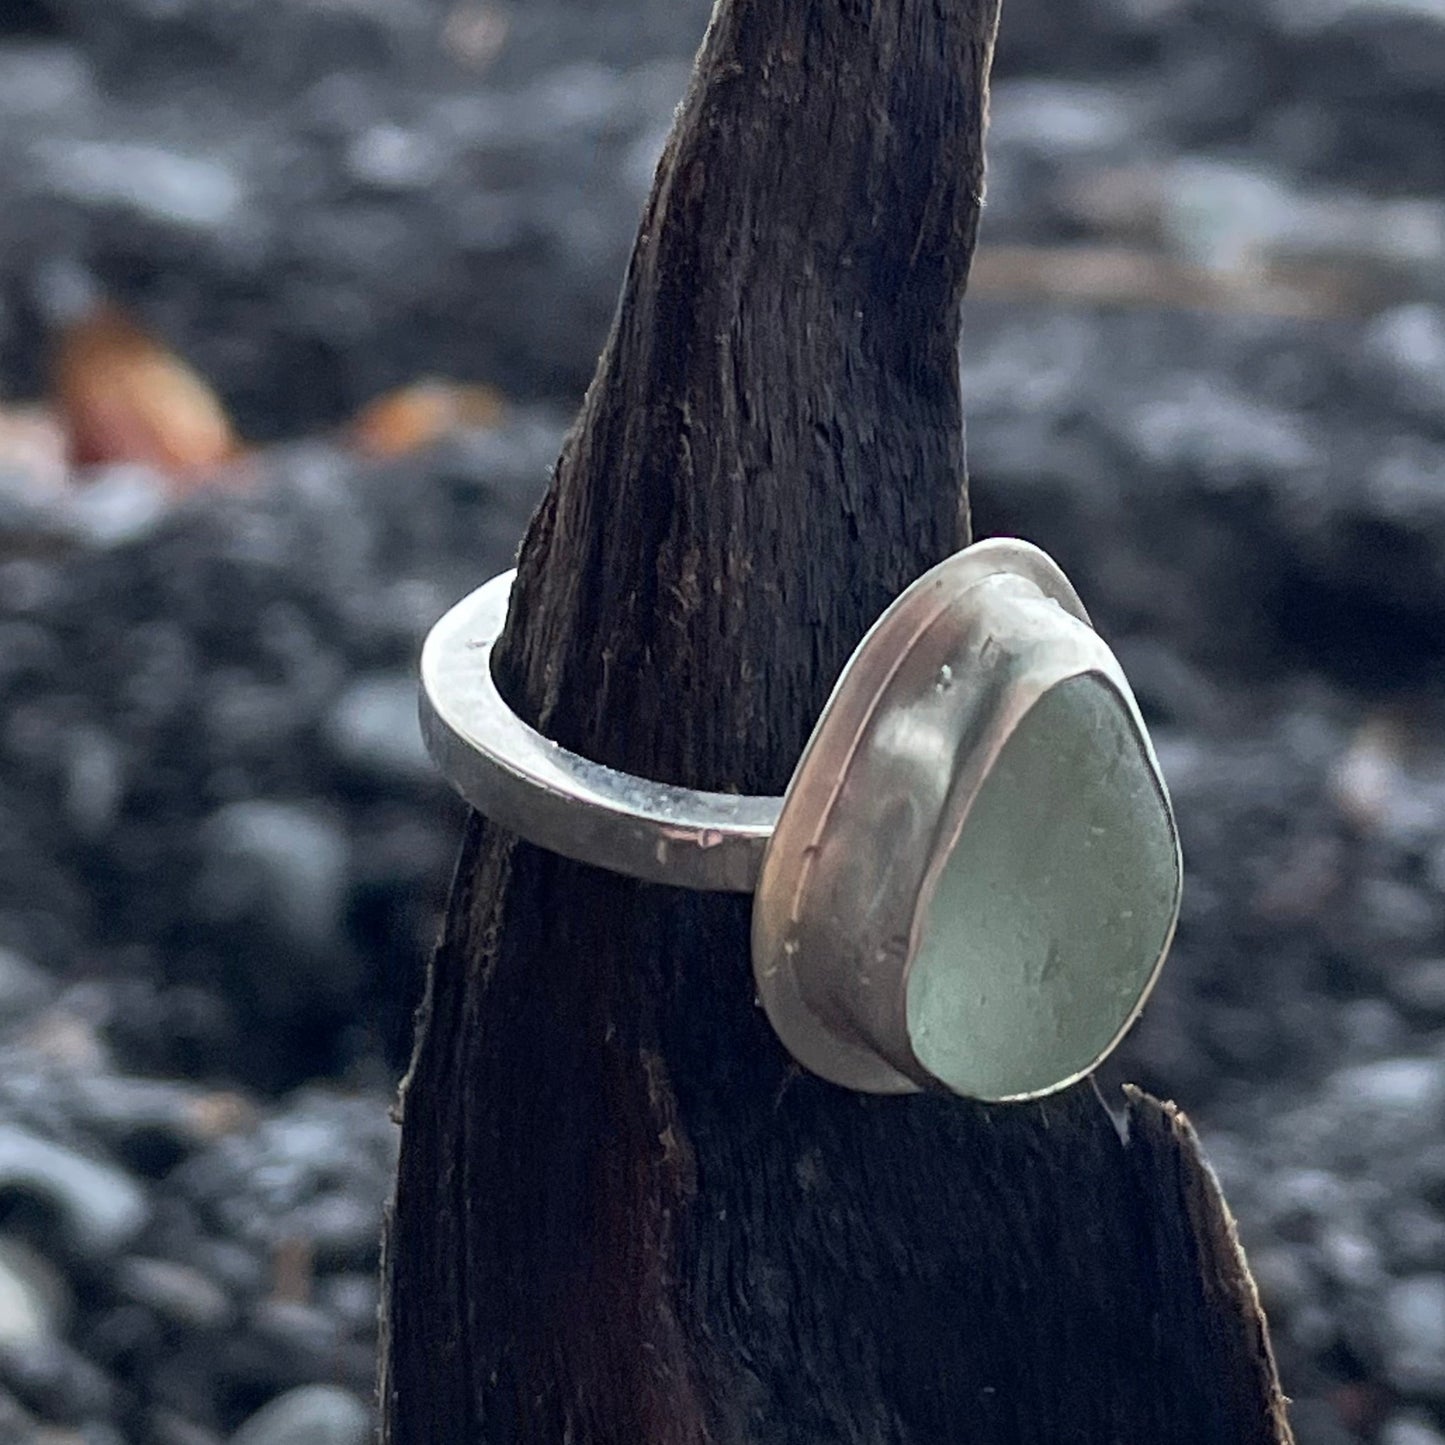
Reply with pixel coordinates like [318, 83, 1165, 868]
[1383, 1275, 1445, 1399]
[0, 1236, 67, 1349]
[0, 1334, 116, 1424]
[323, 675, 431, 783]
[149, 1410, 227, 1445]
[229, 1386, 372, 1445]
[1389, 960, 1445, 1021]
[1382, 1414, 1445, 1445]
[114, 1256, 233, 1332]
[0, 950, 54, 1025]
[0, 1126, 148, 1258]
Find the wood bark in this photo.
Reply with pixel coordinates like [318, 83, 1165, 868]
[381, 2, 1295, 1441]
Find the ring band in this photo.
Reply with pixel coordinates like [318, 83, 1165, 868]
[419, 569, 779, 893]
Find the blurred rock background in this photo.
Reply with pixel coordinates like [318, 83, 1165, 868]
[0, 0, 1443, 1441]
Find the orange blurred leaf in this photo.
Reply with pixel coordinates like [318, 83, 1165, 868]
[52, 304, 239, 485]
[350, 380, 506, 459]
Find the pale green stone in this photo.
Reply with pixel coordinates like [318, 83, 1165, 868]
[904, 674, 1179, 1100]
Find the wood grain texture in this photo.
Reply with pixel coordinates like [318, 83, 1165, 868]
[380, 2, 1295, 1441]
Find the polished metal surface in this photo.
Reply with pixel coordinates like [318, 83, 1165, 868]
[419, 569, 780, 891]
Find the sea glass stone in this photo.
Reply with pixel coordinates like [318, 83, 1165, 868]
[904, 672, 1179, 1100]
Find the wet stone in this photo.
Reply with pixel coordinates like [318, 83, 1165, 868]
[149, 1410, 227, 1445]
[175, 1237, 266, 1303]
[0, 950, 53, 1025]
[84, 1302, 164, 1367]
[1362, 304, 1445, 417]
[1383, 1275, 1445, 1398]
[1332, 1057, 1445, 1115]
[1285, 1398, 1364, 1445]
[0, 1334, 116, 1423]
[229, 1386, 372, 1445]
[1247, 1244, 1315, 1320]
[195, 801, 350, 961]
[241, 1300, 345, 1381]
[0, 1236, 67, 1349]
[113, 1256, 233, 1332]
[0, 1126, 149, 1259]
[1390, 959, 1445, 1020]
[323, 674, 431, 783]
[1384, 1203, 1445, 1274]
[1382, 1414, 1445, 1445]
[0, 1384, 37, 1442]
[284, 1193, 381, 1269]
[315, 1273, 377, 1337]
[63, 467, 169, 549]
[77, 1423, 130, 1445]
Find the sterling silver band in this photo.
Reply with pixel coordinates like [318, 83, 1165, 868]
[418, 570, 781, 892]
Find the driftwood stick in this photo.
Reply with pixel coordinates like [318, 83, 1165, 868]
[380, 2, 1294, 1441]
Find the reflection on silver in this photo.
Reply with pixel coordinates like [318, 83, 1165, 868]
[419, 538, 1182, 1102]
[419, 569, 779, 893]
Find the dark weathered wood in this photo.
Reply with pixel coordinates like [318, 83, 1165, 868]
[381, 2, 1294, 1441]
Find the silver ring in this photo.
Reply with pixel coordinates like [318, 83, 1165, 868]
[419, 538, 1182, 1102]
